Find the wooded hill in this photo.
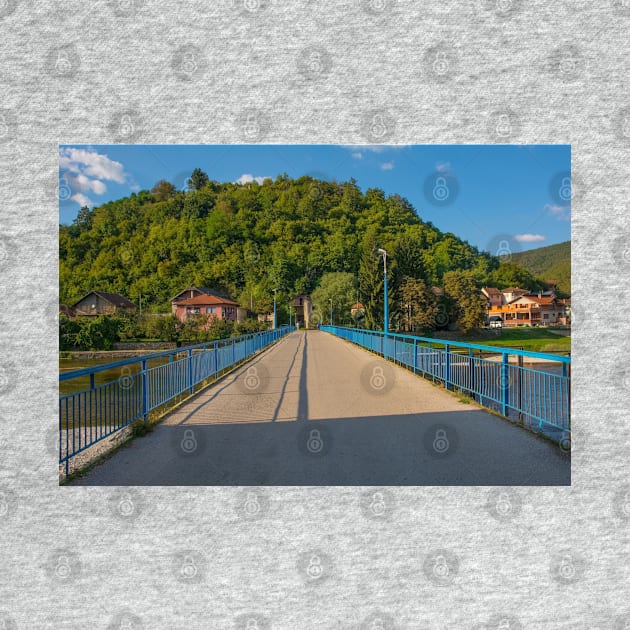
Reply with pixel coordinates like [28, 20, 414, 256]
[505, 240, 571, 296]
[60, 172, 551, 327]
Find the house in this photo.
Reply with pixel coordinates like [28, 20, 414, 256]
[483, 286, 566, 327]
[501, 287, 529, 303]
[71, 291, 136, 317]
[173, 293, 240, 324]
[257, 313, 274, 325]
[350, 302, 365, 319]
[481, 287, 502, 308]
[291, 294, 312, 328]
[170, 286, 234, 315]
[501, 294, 563, 326]
[557, 298, 571, 326]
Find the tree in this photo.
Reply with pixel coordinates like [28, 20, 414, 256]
[187, 168, 209, 191]
[490, 262, 546, 291]
[443, 270, 486, 332]
[151, 179, 177, 201]
[311, 272, 357, 325]
[74, 316, 122, 350]
[59, 314, 81, 350]
[399, 276, 437, 333]
[74, 205, 93, 230]
[358, 232, 384, 330]
[60, 174, 548, 325]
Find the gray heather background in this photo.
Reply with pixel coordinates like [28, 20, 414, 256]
[0, 0, 629, 628]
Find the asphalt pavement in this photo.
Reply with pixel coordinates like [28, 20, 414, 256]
[73, 330, 570, 485]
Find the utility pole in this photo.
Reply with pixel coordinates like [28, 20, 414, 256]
[272, 288, 278, 330]
[377, 248, 389, 333]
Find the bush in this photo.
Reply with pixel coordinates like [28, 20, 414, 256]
[59, 314, 81, 350]
[73, 316, 122, 350]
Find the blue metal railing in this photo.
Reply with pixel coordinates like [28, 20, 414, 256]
[58, 326, 291, 474]
[321, 326, 570, 444]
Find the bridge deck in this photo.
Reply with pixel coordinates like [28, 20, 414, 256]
[73, 330, 569, 485]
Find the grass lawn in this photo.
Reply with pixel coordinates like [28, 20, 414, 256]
[462, 327, 571, 353]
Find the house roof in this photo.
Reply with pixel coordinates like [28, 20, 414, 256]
[431, 287, 444, 296]
[170, 286, 232, 302]
[502, 287, 528, 294]
[482, 287, 501, 297]
[351, 303, 364, 309]
[71, 291, 136, 310]
[176, 294, 239, 307]
[511, 295, 557, 305]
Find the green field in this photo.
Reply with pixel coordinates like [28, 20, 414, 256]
[464, 327, 570, 353]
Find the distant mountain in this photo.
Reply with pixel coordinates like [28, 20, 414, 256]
[506, 241, 571, 295]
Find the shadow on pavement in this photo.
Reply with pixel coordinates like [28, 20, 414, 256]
[76, 408, 570, 486]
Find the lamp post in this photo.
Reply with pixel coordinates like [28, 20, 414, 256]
[272, 288, 278, 330]
[329, 298, 333, 326]
[377, 248, 389, 333]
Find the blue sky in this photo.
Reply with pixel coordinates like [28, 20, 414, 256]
[59, 144, 570, 253]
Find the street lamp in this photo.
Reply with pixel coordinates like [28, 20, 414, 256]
[377, 248, 389, 333]
[329, 298, 333, 326]
[272, 288, 278, 330]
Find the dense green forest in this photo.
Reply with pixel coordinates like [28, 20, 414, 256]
[505, 241, 571, 296]
[60, 171, 552, 335]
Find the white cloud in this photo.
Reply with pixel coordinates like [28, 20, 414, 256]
[514, 234, 546, 243]
[351, 152, 363, 159]
[545, 203, 571, 221]
[59, 147, 131, 208]
[60, 147, 127, 183]
[67, 172, 107, 195]
[380, 161, 394, 170]
[235, 174, 270, 185]
[436, 161, 452, 173]
[70, 192, 93, 208]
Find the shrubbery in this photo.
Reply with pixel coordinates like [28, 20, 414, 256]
[60, 312, 269, 350]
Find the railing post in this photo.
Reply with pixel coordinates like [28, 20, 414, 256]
[141, 359, 148, 424]
[213, 342, 218, 376]
[413, 339, 417, 373]
[232, 337, 236, 366]
[501, 353, 509, 416]
[517, 354, 523, 423]
[469, 347, 475, 398]
[188, 347, 194, 394]
[445, 344, 451, 390]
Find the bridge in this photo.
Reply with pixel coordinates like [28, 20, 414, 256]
[61, 326, 570, 485]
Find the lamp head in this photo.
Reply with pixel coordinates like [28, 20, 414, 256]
[377, 248, 387, 256]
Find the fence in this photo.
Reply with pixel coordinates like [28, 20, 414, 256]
[321, 326, 570, 444]
[58, 326, 291, 475]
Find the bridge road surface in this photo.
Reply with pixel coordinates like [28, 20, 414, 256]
[73, 330, 570, 485]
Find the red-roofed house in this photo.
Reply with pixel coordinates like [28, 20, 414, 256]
[173, 293, 240, 323]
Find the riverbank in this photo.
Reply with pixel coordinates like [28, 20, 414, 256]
[431, 327, 570, 354]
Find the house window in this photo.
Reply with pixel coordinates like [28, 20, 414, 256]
[206, 307, 215, 314]
[543, 314, 549, 319]
[187, 307, 200, 315]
